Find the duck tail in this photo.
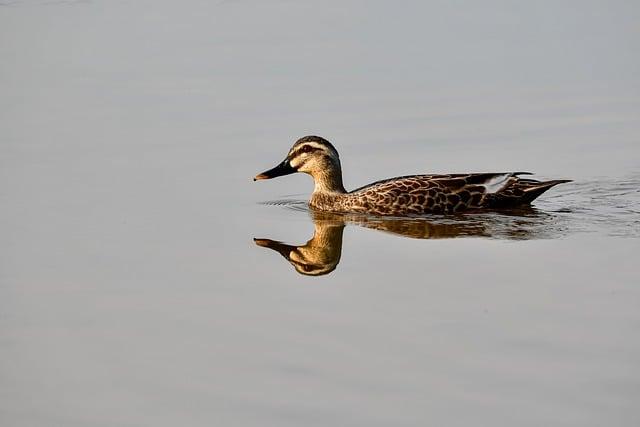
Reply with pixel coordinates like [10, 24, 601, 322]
[521, 179, 572, 203]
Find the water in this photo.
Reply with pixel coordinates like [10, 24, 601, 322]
[1, 1, 640, 426]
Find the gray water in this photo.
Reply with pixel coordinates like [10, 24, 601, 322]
[2, 1, 640, 426]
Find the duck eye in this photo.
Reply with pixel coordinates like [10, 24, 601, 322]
[301, 146, 312, 153]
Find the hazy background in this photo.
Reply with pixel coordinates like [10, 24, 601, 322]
[1, 1, 639, 426]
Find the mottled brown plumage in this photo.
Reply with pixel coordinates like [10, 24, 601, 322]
[255, 136, 571, 216]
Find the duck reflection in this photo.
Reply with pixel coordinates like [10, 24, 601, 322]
[255, 215, 345, 276]
[255, 207, 561, 276]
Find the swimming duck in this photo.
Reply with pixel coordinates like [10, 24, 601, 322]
[254, 135, 571, 215]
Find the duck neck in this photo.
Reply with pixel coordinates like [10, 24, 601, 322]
[311, 164, 346, 194]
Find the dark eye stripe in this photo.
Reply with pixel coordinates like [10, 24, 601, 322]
[291, 145, 322, 158]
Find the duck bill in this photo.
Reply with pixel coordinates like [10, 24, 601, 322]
[254, 159, 296, 181]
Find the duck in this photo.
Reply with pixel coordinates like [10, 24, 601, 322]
[254, 135, 571, 216]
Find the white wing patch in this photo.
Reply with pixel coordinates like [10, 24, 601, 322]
[482, 174, 513, 194]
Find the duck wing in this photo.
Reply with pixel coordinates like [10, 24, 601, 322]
[429, 173, 572, 208]
[480, 176, 573, 208]
[350, 172, 571, 213]
[350, 172, 529, 193]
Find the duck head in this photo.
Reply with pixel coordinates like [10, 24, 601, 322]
[254, 135, 346, 193]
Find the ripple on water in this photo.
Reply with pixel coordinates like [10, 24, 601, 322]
[260, 197, 309, 213]
[537, 174, 640, 238]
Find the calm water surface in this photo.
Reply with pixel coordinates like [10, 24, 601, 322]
[1, 1, 640, 426]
